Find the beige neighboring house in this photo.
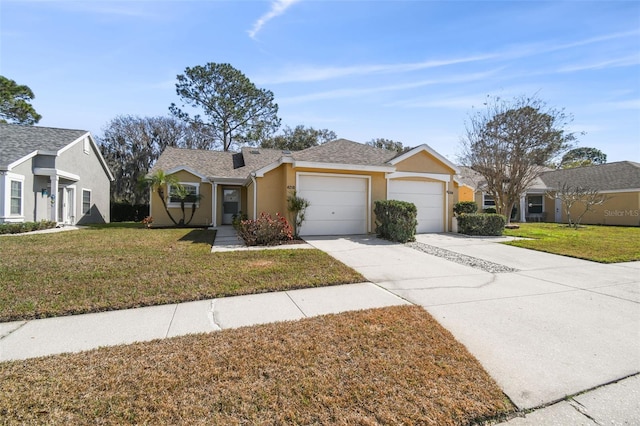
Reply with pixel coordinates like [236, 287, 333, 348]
[0, 124, 114, 225]
[149, 139, 461, 235]
[459, 161, 640, 226]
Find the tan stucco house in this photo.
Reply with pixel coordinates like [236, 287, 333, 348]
[0, 124, 114, 225]
[149, 139, 461, 235]
[459, 161, 640, 226]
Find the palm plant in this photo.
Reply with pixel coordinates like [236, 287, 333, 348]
[140, 170, 180, 226]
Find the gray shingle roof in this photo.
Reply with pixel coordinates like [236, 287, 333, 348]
[540, 161, 640, 191]
[150, 146, 284, 179]
[151, 139, 399, 181]
[0, 123, 88, 168]
[292, 139, 397, 166]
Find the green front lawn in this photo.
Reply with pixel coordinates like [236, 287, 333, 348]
[0, 225, 364, 322]
[503, 223, 640, 263]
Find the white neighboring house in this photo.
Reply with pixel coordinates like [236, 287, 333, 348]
[0, 124, 114, 225]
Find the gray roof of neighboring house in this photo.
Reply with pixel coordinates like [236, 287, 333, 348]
[458, 161, 640, 193]
[0, 123, 88, 168]
[292, 139, 397, 166]
[151, 139, 398, 180]
[540, 161, 640, 191]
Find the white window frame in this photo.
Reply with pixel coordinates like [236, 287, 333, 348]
[7, 176, 24, 218]
[482, 193, 496, 209]
[2, 173, 25, 221]
[167, 182, 200, 208]
[82, 189, 92, 215]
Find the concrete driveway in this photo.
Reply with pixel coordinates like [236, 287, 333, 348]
[305, 233, 640, 411]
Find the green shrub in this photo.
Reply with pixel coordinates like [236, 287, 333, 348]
[236, 212, 293, 246]
[0, 220, 57, 235]
[374, 200, 417, 243]
[457, 213, 506, 236]
[453, 201, 478, 216]
[483, 207, 497, 214]
[231, 211, 248, 230]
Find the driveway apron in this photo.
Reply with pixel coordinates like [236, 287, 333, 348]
[305, 234, 640, 411]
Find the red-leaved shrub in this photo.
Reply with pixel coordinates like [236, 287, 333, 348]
[237, 212, 293, 246]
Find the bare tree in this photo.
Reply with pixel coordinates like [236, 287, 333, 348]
[552, 183, 612, 228]
[460, 95, 577, 224]
[98, 115, 215, 204]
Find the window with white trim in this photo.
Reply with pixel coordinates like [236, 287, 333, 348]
[82, 189, 91, 215]
[168, 183, 200, 207]
[482, 193, 495, 209]
[10, 180, 22, 215]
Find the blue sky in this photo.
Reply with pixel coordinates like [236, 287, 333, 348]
[2, 0, 639, 162]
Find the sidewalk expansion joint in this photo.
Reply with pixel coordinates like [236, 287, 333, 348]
[285, 292, 308, 318]
[567, 398, 603, 425]
[0, 321, 28, 340]
[165, 304, 179, 338]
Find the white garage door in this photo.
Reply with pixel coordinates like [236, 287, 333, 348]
[297, 174, 368, 236]
[388, 180, 444, 233]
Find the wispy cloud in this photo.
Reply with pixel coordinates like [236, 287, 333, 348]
[257, 54, 497, 85]
[248, 0, 301, 39]
[278, 69, 501, 105]
[557, 55, 640, 73]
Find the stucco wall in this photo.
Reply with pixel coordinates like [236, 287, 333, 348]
[149, 169, 213, 227]
[552, 191, 640, 226]
[56, 137, 111, 224]
[394, 150, 455, 174]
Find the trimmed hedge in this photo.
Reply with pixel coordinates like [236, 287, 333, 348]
[0, 220, 57, 235]
[374, 200, 417, 243]
[457, 213, 506, 236]
[111, 203, 150, 222]
[453, 201, 478, 216]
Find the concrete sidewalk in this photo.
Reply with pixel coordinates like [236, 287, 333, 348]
[305, 233, 640, 423]
[0, 282, 408, 362]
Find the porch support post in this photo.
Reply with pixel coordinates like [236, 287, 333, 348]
[50, 175, 59, 223]
[519, 196, 527, 222]
[212, 183, 218, 227]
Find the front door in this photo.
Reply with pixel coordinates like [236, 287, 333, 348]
[57, 187, 75, 224]
[222, 188, 240, 225]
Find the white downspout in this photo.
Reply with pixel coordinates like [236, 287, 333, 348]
[445, 180, 449, 232]
[212, 183, 218, 227]
[250, 173, 257, 220]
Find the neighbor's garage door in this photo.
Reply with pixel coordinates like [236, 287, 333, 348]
[388, 180, 444, 233]
[297, 174, 367, 236]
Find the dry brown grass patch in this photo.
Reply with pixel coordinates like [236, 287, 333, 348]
[0, 306, 513, 425]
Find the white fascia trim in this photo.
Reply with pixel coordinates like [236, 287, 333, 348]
[6, 150, 39, 170]
[33, 167, 81, 181]
[386, 171, 451, 182]
[208, 177, 247, 185]
[389, 143, 460, 174]
[253, 157, 293, 178]
[165, 166, 208, 181]
[545, 187, 640, 195]
[293, 161, 394, 173]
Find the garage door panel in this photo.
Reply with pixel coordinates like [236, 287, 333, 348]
[388, 180, 444, 233]
[305, 205, 364, 222]
[298, 175, 368, 236]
